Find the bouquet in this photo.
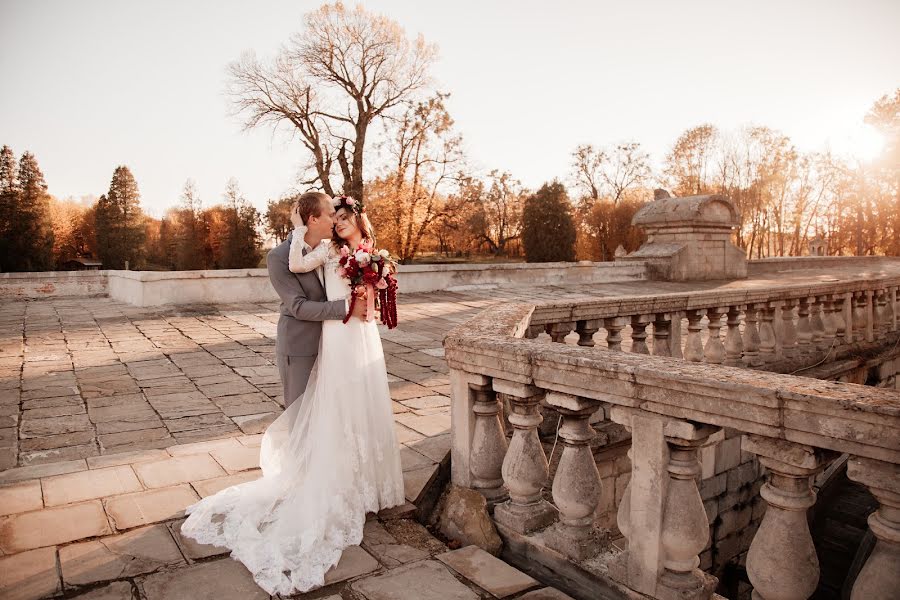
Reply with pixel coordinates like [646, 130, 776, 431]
[337, 240, 399, 329]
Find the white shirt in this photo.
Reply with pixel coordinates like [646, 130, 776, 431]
[300, 234, 326, 289]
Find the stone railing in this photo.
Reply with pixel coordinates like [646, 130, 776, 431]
[526, 279, 899, 377]
[445, 280, 900, 600]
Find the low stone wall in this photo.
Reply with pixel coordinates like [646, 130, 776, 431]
[747, 255, 895, 275]
[0, 271, 108, 300]
[104, 262, 648, 307]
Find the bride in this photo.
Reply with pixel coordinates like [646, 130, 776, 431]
[181, 195, 405, 595]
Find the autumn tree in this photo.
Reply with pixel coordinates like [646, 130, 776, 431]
[571, 142, 651, 205]
[173, 179, 207, 270]
[7, 151, 55, 271]
[228, 2, 436, 201]
[48, 197, 97, 266]
[95, 166, 146, 269]
[664, 124, 719, 196]
[462, 171, 525, 256]
[265, 197, 294, 244]
[522, 182, 576, 262]
[219, 178, 262, 268]
[367, 93, 466, 261]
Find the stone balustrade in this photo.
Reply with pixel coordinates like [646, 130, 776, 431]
[523, 278, 899, 378]
[444, 281, 900, 600]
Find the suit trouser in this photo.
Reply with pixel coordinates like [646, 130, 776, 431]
[275, 353, 317, 409]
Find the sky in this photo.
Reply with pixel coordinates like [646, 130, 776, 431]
[1, 0, 898, 217]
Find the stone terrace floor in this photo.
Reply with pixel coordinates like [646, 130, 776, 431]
[1, 263, 896, 599]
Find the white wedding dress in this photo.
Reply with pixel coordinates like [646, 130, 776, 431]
[181, 227, 405, 596]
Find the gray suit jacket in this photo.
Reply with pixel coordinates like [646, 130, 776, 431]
[267, 233, 346, 357]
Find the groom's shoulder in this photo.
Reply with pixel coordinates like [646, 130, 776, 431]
[268, 238, 290, 261]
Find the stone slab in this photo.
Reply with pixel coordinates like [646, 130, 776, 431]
[210, 444, 260, 473]
[323, 545, 380, 585]
[42, 465, 143, 506]
[519, 588, 577, 600]
[403, 463, 439, 504]
[0, 500, 112, 553]
[69, 581, 135, 600]
[141, 558, 268, 600]
[166, 437, 243, 456]
[191, 469, 262, 498]
[105, 485, 199, 530]
[0, 546, 61, 600]
[59, 524, 184, 585]
[86, 448, 170, 469]
[437, 545, 539, 598]
[170, 518, 228, 560]
[352, 559, 479, 600]
[0, 480, 43, 516]
[133, 454, 226, 489]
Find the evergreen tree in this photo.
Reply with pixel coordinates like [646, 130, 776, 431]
[221, 178, 262, 268]
[0, 145, 19, 271]
[175, 179, 207, 270]
[522, 181, 577, 263]
[95, 166, 147, 269]
[8, 152, 55, 270]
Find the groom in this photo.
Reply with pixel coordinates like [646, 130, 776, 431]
[267, 191, 367, 408]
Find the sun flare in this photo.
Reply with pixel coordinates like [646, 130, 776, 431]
[827, 126, 886, 162]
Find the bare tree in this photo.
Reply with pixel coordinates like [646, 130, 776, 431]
[227, 2, 437, 201]
[664, 124, 719, 196]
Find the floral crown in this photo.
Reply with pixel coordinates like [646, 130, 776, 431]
[332, 195, 366, 217]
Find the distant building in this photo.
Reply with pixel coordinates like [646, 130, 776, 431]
[61, 257, 103, 271]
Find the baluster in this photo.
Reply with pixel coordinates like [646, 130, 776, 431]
[653, 313, 672, 357]
[575, 319, 600, 347]
[609, 407, 720, 597]
[669, 311, 684, 359]
[549, 321, 575, 343]
[780, 299, 798, 360]
[810, 296, 826, 351]
[724, 305, 744, 367]
[887, 286, 897, 332]
[604, 317, 627, 351]
[684, 310, 705, 362]
[820, 295, 837, 349]
[704, 307, 726, 364]
[470, 381, 509, 505]
[833, 294, 848, 345]
[658, 424, 721, 596]
[525, 324, 542, 339]
[796, 297, 813, 359]
[630, 314, 652, 354]
[743, 435, 837, 600]
[852, 291, 867, 342]
[493, 380, 556, 533]
[743, 304, 762, 367]
[759, 303, 778, 364]
[544, 392, 604, 560]
[847, 456, 900, 600]
[874, 289, 888, 338]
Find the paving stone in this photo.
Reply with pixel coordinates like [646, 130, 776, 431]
[145, 391, 218, 419]
[20, 429, 96, 451]
[170, 518, 228, 560]
[366, 541, 430, 568]
[105, 485, 199, 530]
[394, 412, 450, 437]
[352, 559, 478, 600]
[197, 380, 257, 398]
[87, 448, 170, 469]
[394, 423, 425, 445]
[324, 545, 380, 585]
[0, 480, 43, 516]
[170, 425, 239, 444]
[191, 469, 262, 498]
[518, 587, 577, 600]
[59, 524, 184, 585]
[404, 433, 451, 463]
[134, 454, 226, 489]
[0, 459, 88, 485]
[88, 403, 158, 423]
[98, 428, 172, 452]
[166, 437, 243, 456]
[231, 412, 278, 434]
[400, 395, 450, 410]
[0, 546, 61, 600]
[42, 465, 143, 506]
[403, 463, 439, 504]
[210, 444, 260, 472]
[22, 404, 87, 419]
[437, 545, 539, 598]
[68, 581, 135, 600]
[400, 446, 435, 472]
[21, 395, 83, 410]
[141, 558, 268, 600]
[235, 434, 263, 447]
[163, 413, 235, 433]
[0, 500, 112, 553]
[388, 381, 433, 401]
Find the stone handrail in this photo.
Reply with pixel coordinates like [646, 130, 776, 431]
[444, 280, 900, 599]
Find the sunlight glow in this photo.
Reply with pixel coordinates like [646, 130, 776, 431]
[827, 126, 886, 163]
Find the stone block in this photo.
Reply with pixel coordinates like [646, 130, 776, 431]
[716, 505, 752, 540]
[166, 437, 242, 456]
[59, 524, 184, 585]
[0, 458, 87, 485]
[403, 463, 439, 505]
[170, 518, 228, 560]
[0, 480, 43, 516]
[395, 412, 451, 437]
[87, 449, 170, 469]
[68, 581, 135, 600]
[437, 484, 502, 555]
[141, 558, 267, 600]
[404, 432, 450, 463]
[42, 465, 142, 506]
[134, 454, 226, 489]
[105, 485, 199, 530]
[323, 545, 380, 585]
[231, 412, 277, 434]
[400, 446, 435, 472]
[0, 500, 112, 553]
[0, 546, 61, 600]
[191, 469, 261, 498]
[715, 435, 742, 475]
[437, 545, 539, 598]
[699, 473, 727, 500]
[351, 559, 480, 600]
[20, 429, 95, 451]
[209, 445, 260, 472]
[726, 460, 760, 490]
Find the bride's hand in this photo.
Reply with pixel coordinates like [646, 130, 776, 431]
[290, 210, 305, 229]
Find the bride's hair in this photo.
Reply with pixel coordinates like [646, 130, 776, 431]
[331, 197, 376, 249]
